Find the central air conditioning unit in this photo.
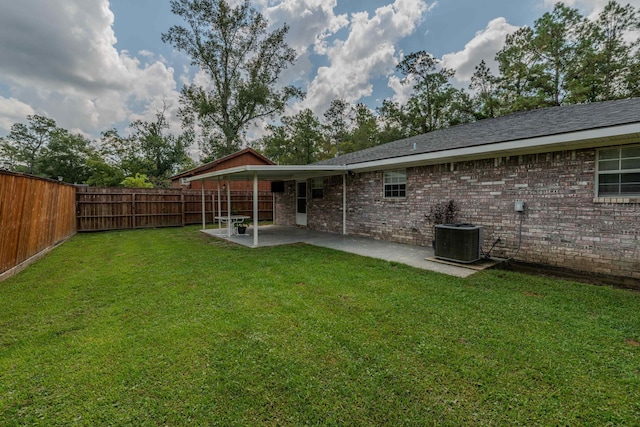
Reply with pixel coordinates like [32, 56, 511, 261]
[435, 224, 483, 263]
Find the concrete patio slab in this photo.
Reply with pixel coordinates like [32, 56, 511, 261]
[201, 225, 499, 278]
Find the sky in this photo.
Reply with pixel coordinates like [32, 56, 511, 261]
[0, 0, 637, 159]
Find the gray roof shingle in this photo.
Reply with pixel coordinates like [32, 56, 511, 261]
[315, 98, 640, 166]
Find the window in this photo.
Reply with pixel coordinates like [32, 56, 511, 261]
[597, 145, 640, 196]
[384, 170, 406, 198]
[311, 178, 324, 199]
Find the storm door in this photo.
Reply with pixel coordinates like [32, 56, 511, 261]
[296, 181, 307, 226]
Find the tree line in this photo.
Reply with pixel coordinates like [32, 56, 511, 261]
[2, 0, 639, 183]
[257, 1, 640, 164]
[0, 105, 194, 187]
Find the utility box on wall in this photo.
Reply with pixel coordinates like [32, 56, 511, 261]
[435, 224, 484, 263]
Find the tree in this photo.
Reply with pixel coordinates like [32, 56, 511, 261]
[162, 0, 302, 160]
[96, 107, 193, 187]
[128, 106, 193, 187]
[38, 130, 95, 183]
[377, 100, 415, 142]
[342, 104, 380, 153]
[495, 2, 640, 109]
[396, 51, 474, 134]
[495, 27, 542, 112]
[469, 60, 500, 119]
[85, 154, 126, 187]
[258, 109, 325, 165]
[121, 173, 154, 188]
[322, 99, 355, 158]
[590, 1, 640, 100]
[0, 115, 57, 174]
[530, 3, 587, 106]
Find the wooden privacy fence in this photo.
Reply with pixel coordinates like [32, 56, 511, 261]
[0, 171, 77, 278]
[76, 187, 273, 232]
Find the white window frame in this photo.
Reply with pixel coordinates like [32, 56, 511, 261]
[383, 169, 406, 199]
[596, 144, 640, 197]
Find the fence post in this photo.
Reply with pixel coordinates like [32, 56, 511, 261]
[181, 192, 185, 227]
[132, 193, 136, 229]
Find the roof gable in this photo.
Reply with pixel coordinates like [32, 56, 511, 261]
[171, 148, 275, 179]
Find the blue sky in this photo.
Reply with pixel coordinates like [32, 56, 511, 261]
[0, 0, 630, 158]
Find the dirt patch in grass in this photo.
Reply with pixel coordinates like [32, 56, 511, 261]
[502, 261, 640, 291]
[523, 291, 545, 298]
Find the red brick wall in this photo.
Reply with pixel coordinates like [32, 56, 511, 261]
[274, 183, 296, 226]
[276, 148, 640, 280]
[308, 176, 345, 232]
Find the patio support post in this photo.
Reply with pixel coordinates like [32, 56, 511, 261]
[253, 171, 258, 247]
[217, 179, 221, 228]
[201, 180, 205, 230]
[227, 178, 231, 238]
[343, 173, 347, 235]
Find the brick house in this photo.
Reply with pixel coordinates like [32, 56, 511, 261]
[189, 98, 640, 283]
[170, 148, 274, 191]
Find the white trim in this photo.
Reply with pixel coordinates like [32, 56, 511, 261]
[253, 172, 259, 247]
[342, 174, 347, 235]
[347, 124, 640, 172]
[595, 143, 640, 197]
[201, 184, 205, 230]
[383, 169, 407, 199]
[186, 164, 348, 182]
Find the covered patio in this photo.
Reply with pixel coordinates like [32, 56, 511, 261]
[186, 164, 349, 248]
[188, 164, 500, 277]
[202, 225, 499, 278]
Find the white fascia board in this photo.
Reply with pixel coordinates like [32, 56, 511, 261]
[186, 164, 348, 182]
[347, 123, 640, 172]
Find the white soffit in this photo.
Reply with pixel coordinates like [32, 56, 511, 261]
[348, 123, 640, 172]
[186, 165, 348, 182]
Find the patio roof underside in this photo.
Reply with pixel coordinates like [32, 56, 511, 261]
[186, 165, 348, 183]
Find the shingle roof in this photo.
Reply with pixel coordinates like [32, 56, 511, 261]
[315, 98, 640, 166]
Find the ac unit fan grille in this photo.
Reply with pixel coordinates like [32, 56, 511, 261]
[435, 224, 483, 263]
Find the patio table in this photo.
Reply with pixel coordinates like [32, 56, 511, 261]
[215, 215, 250, 235]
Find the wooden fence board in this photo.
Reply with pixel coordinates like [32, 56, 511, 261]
[75, 187, 273, 232]
[0, 171, 77, 277]
[1, 179, 274, 276]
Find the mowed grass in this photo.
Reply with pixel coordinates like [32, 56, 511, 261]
[1, 227, 639, 426]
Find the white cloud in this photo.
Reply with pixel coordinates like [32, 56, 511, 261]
[387, 75, 414, 106]
[0, 97, 35, 132]
[0, 0, 182, 137]
[441, 17, 519, 85]
[301, 0, 434, 114]
[265, 0, 349, 54]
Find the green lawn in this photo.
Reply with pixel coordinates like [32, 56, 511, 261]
[1, 227, 639, 426]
